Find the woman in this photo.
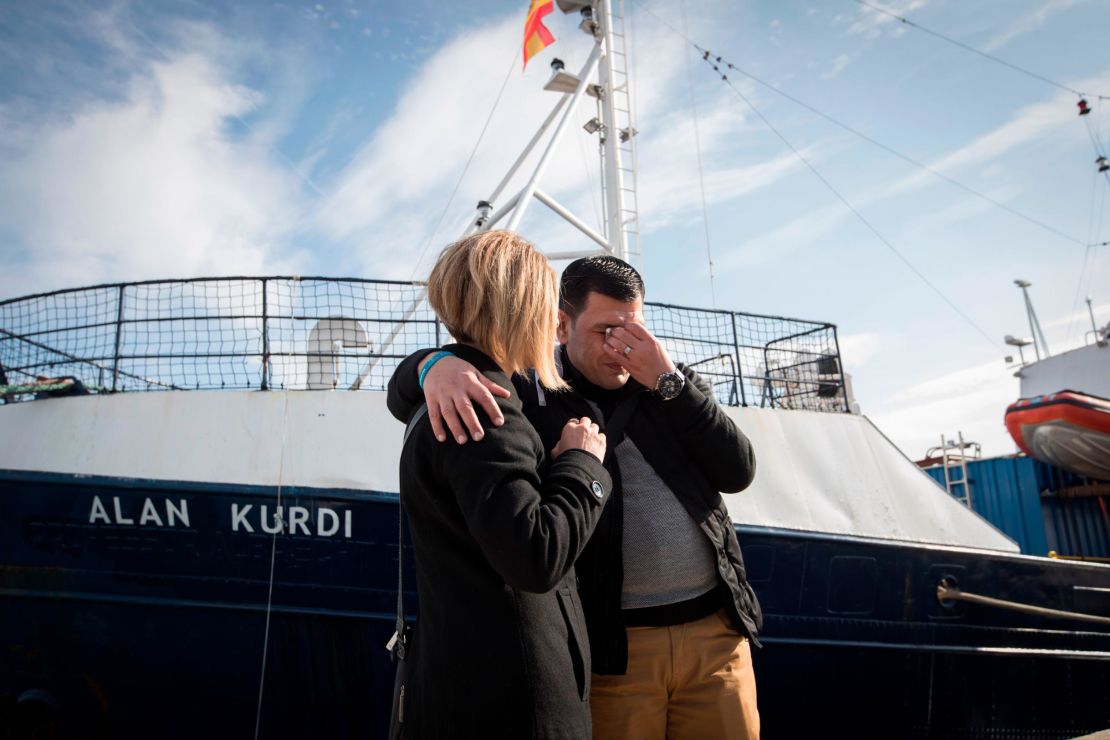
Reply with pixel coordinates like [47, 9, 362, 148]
[392, 230, 610, 739]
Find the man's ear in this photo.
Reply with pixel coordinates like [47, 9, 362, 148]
[557, 310, 571, 344]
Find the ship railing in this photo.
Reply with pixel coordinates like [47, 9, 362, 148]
[0, 277, 849, 412]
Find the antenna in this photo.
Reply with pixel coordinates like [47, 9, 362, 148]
[1014, 279, 1050, 361]
[1004, 334, 1033, 366]
[464, 0, 639, 264]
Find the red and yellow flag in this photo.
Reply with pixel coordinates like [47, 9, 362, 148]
[522, 0, 556, 69]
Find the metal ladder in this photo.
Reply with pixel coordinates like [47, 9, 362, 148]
[938, 432, 978, 508]
[601, 0, 641, 267]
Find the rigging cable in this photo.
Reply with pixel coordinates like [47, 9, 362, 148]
[254, 391, 292, 740]
[630, 1, 1089, 249]
[679, 0, 717, 308]
[1066, 97, 1110, 344]
[632, 1, 1002, 351]
[725, 59, 1088, 248]
[626, 0, 645, 270]
[562, 26, 606, 233]
[408, 47, 518, 280]
[575, 100, 605, 232]
[1065, 165, 1109, 345]
[719, 67, 1002, 351]
[1065, 94, 1110, 344]
[850, 0, 1109, 101]
[856, 0, 1110, 338]
[1082, 114, 1110, 174]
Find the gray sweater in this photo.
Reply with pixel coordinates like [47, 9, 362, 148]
[616, 437, 719, 609]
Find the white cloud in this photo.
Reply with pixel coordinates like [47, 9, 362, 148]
[866, 295, 1109, 460]
[839, 331, 882, 367]
[847, 1, 931, 40]
[983, 0, 1084, 52]
[882, 94, 1076, 200]
[636, 112, 807, 232]
[820, 53, 853, 80]
[712, 165, 846, 272]
[868, 358, 1020, 459]
[312, 4, 804, 277]
[0, 48, 308, 298]
[721, 74, 1110, 276]
[2, 3, 795, 298]
[1033, 298, 1110, 352]
[892, 183, 1020, 239]
[311, 12, 623, 277]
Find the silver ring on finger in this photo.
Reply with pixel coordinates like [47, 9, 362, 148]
[623, 345, 632, 356]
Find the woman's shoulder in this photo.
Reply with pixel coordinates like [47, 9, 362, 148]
[415, 385, 541, 469]
[487, 391, 541, 448]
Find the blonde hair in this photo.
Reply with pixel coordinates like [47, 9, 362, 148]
[427, 230, 567, 391]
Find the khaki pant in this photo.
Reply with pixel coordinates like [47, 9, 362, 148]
[590, 609, 760, 740]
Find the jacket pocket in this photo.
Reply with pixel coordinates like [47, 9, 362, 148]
[556, 588, 591, 701]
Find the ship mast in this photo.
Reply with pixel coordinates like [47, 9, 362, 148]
[464, 0, 640, 265]
[1014, 279, 1051, 361]
[359, 2, 638, 382]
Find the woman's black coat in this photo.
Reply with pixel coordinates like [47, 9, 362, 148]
[390, 344, 612, 739]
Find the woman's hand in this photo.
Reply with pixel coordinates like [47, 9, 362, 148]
[551, 417, 606, 463]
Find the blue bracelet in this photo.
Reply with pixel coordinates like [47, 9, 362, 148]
[418, 351, 454, 389]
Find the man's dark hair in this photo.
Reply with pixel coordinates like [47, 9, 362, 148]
[559, 256, 645, 317]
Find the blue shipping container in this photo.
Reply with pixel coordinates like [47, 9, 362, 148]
[924, 456, 1109, 558]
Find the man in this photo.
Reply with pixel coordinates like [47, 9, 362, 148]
[387, 256, 762, 740]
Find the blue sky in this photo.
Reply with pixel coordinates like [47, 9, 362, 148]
[1, 0, 1109, 458]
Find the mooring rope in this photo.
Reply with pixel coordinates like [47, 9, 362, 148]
[254, 391, 292, 739]
[937, 582, 1110, 627]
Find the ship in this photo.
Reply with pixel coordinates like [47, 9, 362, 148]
[2, 2, 1109, 739]
[1004, 284, 1110, 481]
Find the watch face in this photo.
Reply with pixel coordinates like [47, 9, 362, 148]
[657, 372, 684, 400]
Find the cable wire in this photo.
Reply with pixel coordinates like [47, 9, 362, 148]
[721, 70, 1002, 351]
[631, 1, 1001, 350]
[254, 392, 292, 740]
[715, 56, 1089, 248]
[851, 0, 1108, 100]
[574, 102, 605, 231]
[408, 47, 518, 279]
[632, 1, 1090, 249]
[1065, 168, 1104, 344]
[679, 0, 717, 308]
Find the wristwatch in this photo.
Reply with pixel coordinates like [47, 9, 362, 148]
[654, 369, 685, 400]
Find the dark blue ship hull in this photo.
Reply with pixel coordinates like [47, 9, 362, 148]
[2, 470, 1109, 739]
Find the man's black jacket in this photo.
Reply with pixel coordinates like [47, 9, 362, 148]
[389, 344, 613, 738]
[388, 346, 761, 676]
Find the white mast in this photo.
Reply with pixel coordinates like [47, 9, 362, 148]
[1014, 279, 1050, 361]
[465, 0, 639, 265]
[362, 2, 639, 378]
